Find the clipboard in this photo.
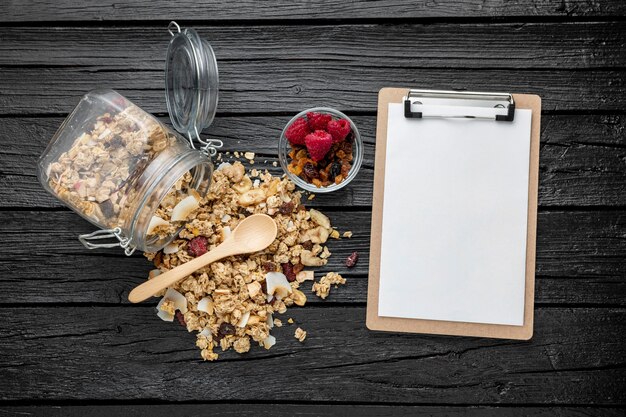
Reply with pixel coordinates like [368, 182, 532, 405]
[366, 88, 541, 340]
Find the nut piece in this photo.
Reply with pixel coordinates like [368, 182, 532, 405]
[300, 250, 327, 267]
[238, 189, 265, 206]
[296, 270, 314, 283]
[233, 176, 252, 194]
[304, 226, 329, 244]
[309, 209, 330, 229]
[291, 288, 307, 306]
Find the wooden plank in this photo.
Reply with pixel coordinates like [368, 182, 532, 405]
[0, 405, 623, 417]
[2, 114, 624, 209]
[0, 66, 623, 115]
[0, 210, 623, 305]
[1, 0, 624, 22]
[2, 23, 624, 70]
[1, 306, 624, 403]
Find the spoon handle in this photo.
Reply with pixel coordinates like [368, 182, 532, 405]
[128, 240, 238, 303]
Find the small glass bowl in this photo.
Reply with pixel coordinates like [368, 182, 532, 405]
[278, 107, 363, 193]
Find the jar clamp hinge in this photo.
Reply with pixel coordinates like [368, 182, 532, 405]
[187, 126, 223, 157]
[78, 228, 137, 256]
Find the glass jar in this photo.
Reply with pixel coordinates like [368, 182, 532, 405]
[37, 22, 221, 255]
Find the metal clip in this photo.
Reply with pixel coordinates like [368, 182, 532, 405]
[168, 21, 181, 37]
[187, 125, 223, 157]
[78, 227, 137, 256]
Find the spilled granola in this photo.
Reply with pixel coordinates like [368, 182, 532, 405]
[145, 161, 347, 360]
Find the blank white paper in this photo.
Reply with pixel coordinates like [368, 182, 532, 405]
[377, 103, 532, 326]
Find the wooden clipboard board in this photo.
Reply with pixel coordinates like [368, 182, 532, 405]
[366, 88, 541, 340]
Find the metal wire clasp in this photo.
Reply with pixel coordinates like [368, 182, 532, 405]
[167, 21, 181, 37]
[78, 227, 136, 256]
[187, 125, 223, 157]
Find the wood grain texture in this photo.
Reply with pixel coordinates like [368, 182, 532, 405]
[1, 0, 625, 22]
[1, 2, 625, 411]
[0, 68, 623, 115]
[2, 114, 625, 209]
[2, 23, 624, 70]
[0, 210, 623, 305]
[1, 306, 624, 403]
[1, 405, 624, 417]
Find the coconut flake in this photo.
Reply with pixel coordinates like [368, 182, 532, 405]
[265, 271, 292, 300]
[221, 214, 231, 223]
[147, 216, 170, 235]
[222, 226, 232, 240]
[171, 195, 200, 222]
[262, 334, 276, 350]
[156, 309, 174, 322]
[237, 311, 250, 328]
[197, 297, 213, 314]
[160, 288, 188, 314]
[163, 243, 179, 254]
[266, 313, 274, 329]
[199, 328, 212, 339]
[253, 179, 260, 188]
[217, 162, 232, 171]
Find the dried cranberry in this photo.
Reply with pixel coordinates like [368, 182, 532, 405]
[303, 162, 319, 179]
[174, 311, 186, 327]
[262, 261, 277, 272]
[282, 263, 296, 282]
[301, 240, 313, 250]
[218, 322, 236, 337]
[279, 201, 294, 215]
[187, 236, 208, 257]
[345, 251, 359, 268]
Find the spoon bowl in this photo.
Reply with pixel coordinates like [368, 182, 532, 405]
[230, 213, 278, 253]
[128, 214, 277, 303]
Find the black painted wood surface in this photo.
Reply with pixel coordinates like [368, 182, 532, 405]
[0, 1, 624, 416]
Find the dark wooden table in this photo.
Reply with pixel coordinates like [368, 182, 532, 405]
[1, 1, 625, 416]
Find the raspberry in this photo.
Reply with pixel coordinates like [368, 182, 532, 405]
[187, 236, 208, 257]
[305, 130, 333, 162]
[307, 112, 332, 131]
[285, 117, 310, 145]
[327, 119, 351, 143]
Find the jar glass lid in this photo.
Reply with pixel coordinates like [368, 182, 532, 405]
[165, 22, 219, 145]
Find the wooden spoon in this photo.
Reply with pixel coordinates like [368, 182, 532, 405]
[128, 214, 278, 303]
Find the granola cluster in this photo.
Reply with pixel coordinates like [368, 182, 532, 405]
[146, 161, 347, 360]
[45, 105, 176, 231]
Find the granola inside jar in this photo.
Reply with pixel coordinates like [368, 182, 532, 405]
[38, 90, 213, 253]
[37, 22, 220, 254]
